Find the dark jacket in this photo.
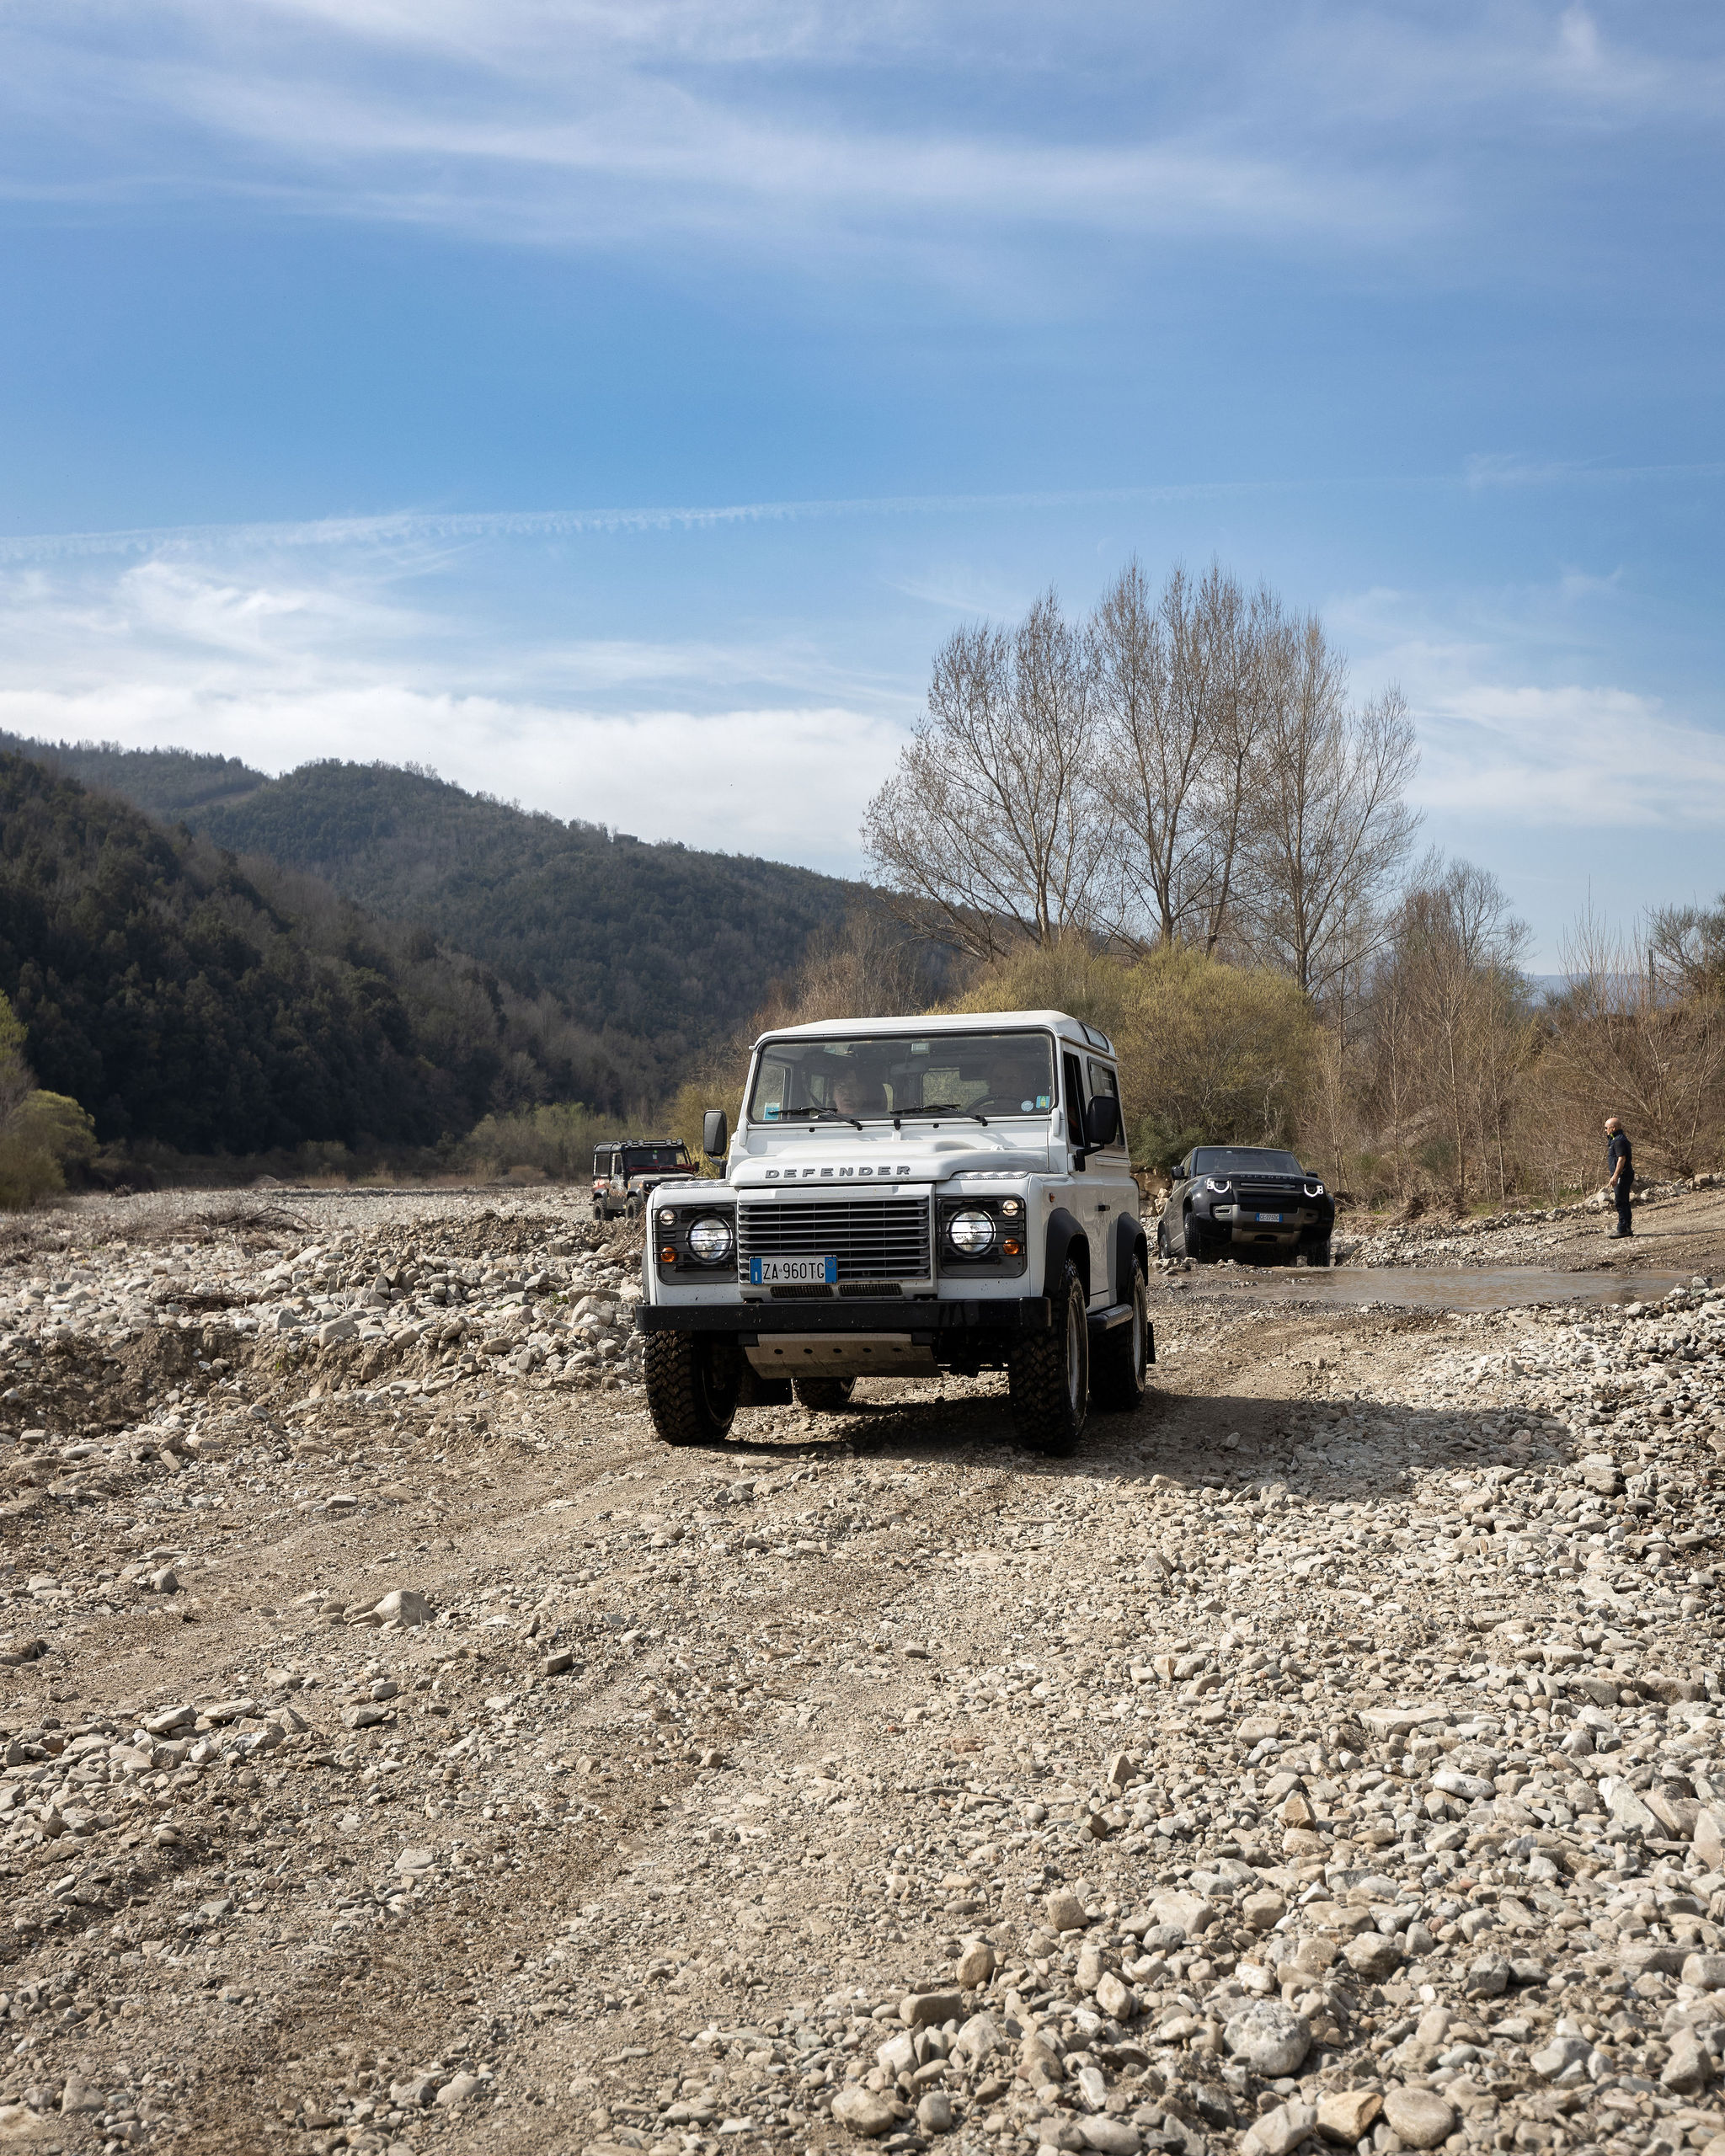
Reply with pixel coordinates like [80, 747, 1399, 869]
[1607, 1130, 1633, 1188]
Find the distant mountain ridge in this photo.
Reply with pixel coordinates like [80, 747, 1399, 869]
[0, 734, 860, 1087]
[0, 750, 637, 1151]
[0, 734, 267, 818]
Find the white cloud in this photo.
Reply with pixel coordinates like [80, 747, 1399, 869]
[0, 480, 1258, 569]
[0, 2, 1422, 275]
[1331, 574, 1725, 832]
[0, 680, 900, 867]
[1415, 682, 1725, 829]
[1462, 452, 1725, 490]
[7, 520, 1724, 891]
[15, 0, 1701, 281]
[0, 536, 914, 871]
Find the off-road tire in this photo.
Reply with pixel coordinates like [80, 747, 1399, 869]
[644, 1331, 739, 1445]
[1300, 1236, 1332, 1268]
[1155, 1219, 1171, 1262]
[1009, 1258, 1089, 1457]
[1183, 1213, 1215, 1262]
[625, 1193, 644, 1223]
[1091, 1257, 1149, 1412]
[793, 1376, 856, 1412]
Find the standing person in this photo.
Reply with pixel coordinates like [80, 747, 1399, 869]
[1605, 1116, 1634, 1239]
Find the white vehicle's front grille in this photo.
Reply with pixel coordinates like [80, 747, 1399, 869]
[738, 1198, 931, 1283]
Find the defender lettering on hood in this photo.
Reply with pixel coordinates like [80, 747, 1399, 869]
[761, 1165, 913, 1178]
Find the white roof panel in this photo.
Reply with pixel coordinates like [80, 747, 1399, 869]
[754, 1009, 1110, 1054]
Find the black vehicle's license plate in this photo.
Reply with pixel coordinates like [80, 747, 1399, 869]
[1255, 1212, 1284, 1223]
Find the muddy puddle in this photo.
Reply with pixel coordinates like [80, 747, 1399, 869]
[1161, 1263, 1699, 1311]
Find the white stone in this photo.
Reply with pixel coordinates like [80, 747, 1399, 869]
[1224, 2001, 1311, 2076]
[1242, 2101, 1316, 2156]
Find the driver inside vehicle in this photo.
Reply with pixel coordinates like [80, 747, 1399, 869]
[830, 1069, 890, 1118]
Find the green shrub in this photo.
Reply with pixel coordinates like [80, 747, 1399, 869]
[460, 1102, 611, 1182]
[0, 989, 97, 1208]
[950, 938, 1318, 1172]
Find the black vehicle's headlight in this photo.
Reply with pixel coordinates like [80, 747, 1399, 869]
[1304, 1182, 1325, 1198]
[686, 1214, 734, 1265]
[1205, 1177, 1231, 1193]
[947, 1209, 996, 1256]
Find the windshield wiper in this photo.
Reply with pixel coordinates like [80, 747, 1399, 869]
[904, 1104, 989, 1124]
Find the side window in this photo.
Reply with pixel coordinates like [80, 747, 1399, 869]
[1087, 1059, 1120, 1145]
[1061, 1051, 1087, 1148]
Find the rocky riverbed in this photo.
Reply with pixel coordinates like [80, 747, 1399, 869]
[0, 1187, 1722, 2156]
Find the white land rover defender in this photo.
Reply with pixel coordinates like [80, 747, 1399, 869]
[635, 1011, 1151, 1456]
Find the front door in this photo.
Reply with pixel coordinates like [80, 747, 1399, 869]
[1061, 1050, 1120, 1305]
[1085, 1058, 1135, 1304]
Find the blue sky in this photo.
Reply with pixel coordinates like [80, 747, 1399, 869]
[1, 2, 1722, 964]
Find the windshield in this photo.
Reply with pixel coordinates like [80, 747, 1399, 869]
[748, 1030, 1056, 1124]
[1191, 1147, 1305, 1177]
[621, 1145, 690, 1173]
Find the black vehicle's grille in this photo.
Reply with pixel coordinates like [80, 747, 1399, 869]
[740, 1198, 931, 1282]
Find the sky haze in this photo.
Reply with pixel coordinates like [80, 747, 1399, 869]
[2, 2, 1721, 963]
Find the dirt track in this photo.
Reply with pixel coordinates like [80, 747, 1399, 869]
[2, 1189, 1722, 2156]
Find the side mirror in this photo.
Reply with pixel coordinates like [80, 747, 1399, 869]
[702, 1109, 729, 1160]
[1085, 1095, 1121, 1149]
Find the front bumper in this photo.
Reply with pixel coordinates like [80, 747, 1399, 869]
[636, 1296, 1053, 1338]
[1201, 1202, 1332, 1243]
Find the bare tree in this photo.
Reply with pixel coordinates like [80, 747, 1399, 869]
[1090, 558, 1188, 947]
[751, 907, 947, 1031]
[1092, 558, 1270, 958]
[1188, 572, 1271, 959]
[1247, 610, 1420, 995]
[1546, 910, 1725, 1179]
[1648, 897, 1725, 999]
[863, 590, 1105, 959]
[1341, 856, 1531, 1208]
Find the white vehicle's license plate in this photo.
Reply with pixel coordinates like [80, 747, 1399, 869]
[1255, 1212, 1284, 1223]
[750, 1255, 837, 1286]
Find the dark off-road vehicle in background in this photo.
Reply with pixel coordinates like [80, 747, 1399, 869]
[1156, 1145, 1335, 1266]
[591, 1139, 696, 1222]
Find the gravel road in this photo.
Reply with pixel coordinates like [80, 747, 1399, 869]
[1, 1187, 1722, 2156]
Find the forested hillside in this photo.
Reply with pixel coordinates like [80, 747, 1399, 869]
[0, 752, 651, 1154]
[0, 740, 861, 1080]
[0, 734, 266, 817]
[187, 762, 857, 1064]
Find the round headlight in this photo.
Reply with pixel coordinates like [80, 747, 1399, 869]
[947, 1208, 996, 1256]
[1205, 1177, 1231, 1193]
[686, 1214, 734, 1265]
[1304, 1181, 1325, 1197]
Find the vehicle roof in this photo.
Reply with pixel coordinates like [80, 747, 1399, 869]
[595, 1137, 686, 1148]
[1193, 1143, 1300, 1154]
[753, 1009, 1114, 1054]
